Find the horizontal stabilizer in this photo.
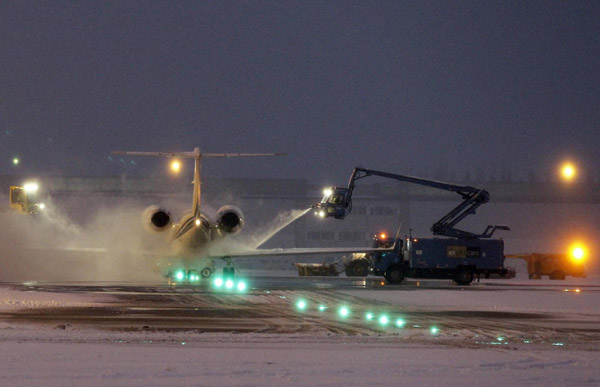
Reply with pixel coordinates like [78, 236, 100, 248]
[113, 150, 286, 158]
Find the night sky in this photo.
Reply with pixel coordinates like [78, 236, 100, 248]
[1, 1, 599, 183]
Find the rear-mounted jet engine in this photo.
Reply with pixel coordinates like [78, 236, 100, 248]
[143, 205, 172, 232]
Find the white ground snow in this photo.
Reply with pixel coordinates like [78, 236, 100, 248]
[343, 279, 600, 314]
[1, 331, 599, 387]
[1, 283, 599, 386]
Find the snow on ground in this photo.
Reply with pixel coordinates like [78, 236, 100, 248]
[343, 278, 600, 314]
[0, 327, 599, 386]
[0, 286, 111, 312]
[1, 282, 600, 386]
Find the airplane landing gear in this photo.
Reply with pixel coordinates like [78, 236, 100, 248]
[223, 267, 235, 278]
[222, 257, 235, 278]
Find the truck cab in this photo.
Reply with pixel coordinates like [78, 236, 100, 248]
[313, 186, 351, 219]
[9, 184, 44, 214]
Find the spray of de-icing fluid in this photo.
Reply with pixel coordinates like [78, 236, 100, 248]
[0, 192, 312, 282]
[249, 207, 312, 249]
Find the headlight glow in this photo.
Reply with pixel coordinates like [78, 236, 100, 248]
[24, 183, 39, 193]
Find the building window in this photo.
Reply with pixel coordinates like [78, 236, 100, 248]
[307, 231, 335, 240]
[339, 231, 365, 241]
[353, 206, 367, 215]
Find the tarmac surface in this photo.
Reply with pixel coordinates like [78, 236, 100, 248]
[2, 275, 599, 349]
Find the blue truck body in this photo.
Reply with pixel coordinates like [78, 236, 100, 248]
[368, 236, 507, 284]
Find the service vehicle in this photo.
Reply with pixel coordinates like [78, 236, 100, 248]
[312, 167, 510, 284]
[9, 183, 44, 214]
[366, 232, 508, 284]
[506, 252, 586, 279]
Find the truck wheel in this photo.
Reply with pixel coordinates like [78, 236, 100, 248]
[384, 265, 405, 284]
[346, 259, 369, 277]
[454, 269, 474, 285]
[200, 267, 213, 278]
[345, 261, 356, 277]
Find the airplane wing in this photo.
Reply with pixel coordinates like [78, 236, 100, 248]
[207, 245, 395, 259]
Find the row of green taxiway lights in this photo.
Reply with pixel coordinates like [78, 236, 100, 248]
[172, 270, 248, 292]
[295, 299, 440, 335]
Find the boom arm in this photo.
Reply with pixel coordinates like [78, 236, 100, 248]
[314, 167, 509, 239]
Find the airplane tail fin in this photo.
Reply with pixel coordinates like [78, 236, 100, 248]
[113, 148, 285, 216]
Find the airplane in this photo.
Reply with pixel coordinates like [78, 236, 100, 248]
[113, 147, 395, 281]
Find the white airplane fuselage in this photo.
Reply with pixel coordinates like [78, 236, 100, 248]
[170, 212, 213, 254]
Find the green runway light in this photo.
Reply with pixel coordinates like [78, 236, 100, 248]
[175, 271, 185, 281]
[430, 326, 439, 335]
[296, 300, 307, 311]
[365, 312, 374, 321]
[338, 306, 350, 318]
[318, 305, 327, 312]
[378, 315, 389, 326]
[213, 277, 224, 288]
[225, 279, 234, 289]
[237, 281, 246, 291]
[395, 318, 405, 327]
[497, 336, 505, 342]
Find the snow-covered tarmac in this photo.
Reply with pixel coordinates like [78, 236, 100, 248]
[1, 277, 599, 386]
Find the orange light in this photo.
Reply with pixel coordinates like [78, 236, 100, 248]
[569, 243, 587, 263]
[560, 162, 576, 181]
[380, 233, 387, 239]
[170, 160, 181, 173]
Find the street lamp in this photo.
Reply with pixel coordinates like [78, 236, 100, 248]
[170, 159, 182, 174]
[560, 162, 576, 182]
